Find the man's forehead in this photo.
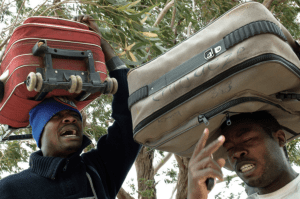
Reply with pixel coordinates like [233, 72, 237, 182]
[56, 109, 80, 116]
[222, 122, 261, 139]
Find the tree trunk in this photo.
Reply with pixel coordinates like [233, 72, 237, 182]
[135, 146, 157, 199]
[154, 152, 173, 174]
[174, 155, 189, 199]
[117, 187, 135, 199]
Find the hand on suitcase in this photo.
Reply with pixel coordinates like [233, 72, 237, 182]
[72, 15, 116, 62]
[187, 128, 226, 199]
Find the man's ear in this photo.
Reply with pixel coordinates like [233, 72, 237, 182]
[39, 130, 44, 149]
[273, 129, 286, 147]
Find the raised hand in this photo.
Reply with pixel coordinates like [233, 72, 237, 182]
[73, 15, 102, 36]
[72, 15, 115, 62]
[187, 128, 226, 199]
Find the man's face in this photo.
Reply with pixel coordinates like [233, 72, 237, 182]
[40, 110, 83, 158]
[222, 121, 284, 188]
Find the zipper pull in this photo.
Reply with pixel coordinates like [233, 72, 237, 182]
[63, 159, 69, 172]
[198, 115, 209, 126]
[226, 113, 231, 126]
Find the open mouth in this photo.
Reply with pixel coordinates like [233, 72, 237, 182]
[60, 129, 77, 137]
[240, 164, 256, 174]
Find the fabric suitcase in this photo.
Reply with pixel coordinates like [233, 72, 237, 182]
[127, 2, 300, 170]
[0, 16, 111, 129]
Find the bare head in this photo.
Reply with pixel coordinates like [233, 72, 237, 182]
[220, 111, 293, 192]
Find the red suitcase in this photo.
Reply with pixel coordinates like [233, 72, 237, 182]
[0, 16, 115, 134]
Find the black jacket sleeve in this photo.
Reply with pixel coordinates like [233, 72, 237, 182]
[82, 57, 141, 198]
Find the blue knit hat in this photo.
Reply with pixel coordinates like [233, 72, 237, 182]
[29, 97, 82, 148]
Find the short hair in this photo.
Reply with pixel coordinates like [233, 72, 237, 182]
[221, 111, 289, 161]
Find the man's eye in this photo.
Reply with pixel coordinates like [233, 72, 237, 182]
[244, 138, 252, 143]
[52, 114, 61, 118]
[72, 114, 80, 119]
[227, 147, 233, 152]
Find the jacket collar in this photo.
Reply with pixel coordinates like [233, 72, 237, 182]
[29, 135, 91, 179]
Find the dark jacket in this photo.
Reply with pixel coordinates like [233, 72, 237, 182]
[0, 62, 141, 199]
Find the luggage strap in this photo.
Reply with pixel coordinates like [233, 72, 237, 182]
[128, 20, 287, 109]
[276, 92, 300, 100]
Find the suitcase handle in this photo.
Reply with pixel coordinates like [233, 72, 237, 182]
[31, 40, 117, 101]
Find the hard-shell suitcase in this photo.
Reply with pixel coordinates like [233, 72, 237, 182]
[127, 2, 300, 170]
[0, 17, 117, 140]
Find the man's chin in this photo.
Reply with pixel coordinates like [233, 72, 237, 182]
[62, 142, 82, 155]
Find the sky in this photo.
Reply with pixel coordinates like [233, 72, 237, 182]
[1, 0, 300, 199]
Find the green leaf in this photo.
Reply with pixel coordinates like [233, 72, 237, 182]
[117, 0, 141, 11]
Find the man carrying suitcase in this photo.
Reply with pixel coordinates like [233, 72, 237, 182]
[0, 15, 141, 199]
[187, 111, 300, 199]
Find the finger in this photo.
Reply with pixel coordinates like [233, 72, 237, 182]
[193, 157, 224, 180]
[191, 128, 209, 159]
[216, 158, 226, 169]
[197, 135, 225, 161]
[83, 15, 93, 22]
[194, 167, 224, 183]
[73, 15, 83, 22]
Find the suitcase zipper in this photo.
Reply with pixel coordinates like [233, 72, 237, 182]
[147, 96, 297, 150]
[134, 53, 300, 134]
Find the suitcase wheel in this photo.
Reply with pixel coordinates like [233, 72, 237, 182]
[104, 77, 118, 95]
[68, 75, 77, 93]
[34, 72, 43, 92]
[75, 75, 82, 94]
[26, 72, 37, 92]
[111, 78, 118, 95]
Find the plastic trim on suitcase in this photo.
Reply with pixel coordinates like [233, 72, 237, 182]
[133, 54, 300, 135]
[144, 97, 298, 151]
[128, 21, 287, 109]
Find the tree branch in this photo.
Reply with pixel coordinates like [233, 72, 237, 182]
[170, 7, 176, 30]
[187, 22, 192, 38]
[0, 0, 6, 15]
[174, 154, 184, 168]
[170, 185, 177, 199]
[187, 0, 195, 38]
[191, 0, 195, 12]
[154, 0, 175, 27]
[262, 0, 275, 9]
[39, 0, 71, 16]
[173, 18, 184, 44]
[153, 152, 172, 174]
[0, 34, 12, 62]
[11, 0, 26, 30]
[117, 187, 135, 199]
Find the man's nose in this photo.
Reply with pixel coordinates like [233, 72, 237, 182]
[232, 148, 248, 160]
[62, 115, 77, 123]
